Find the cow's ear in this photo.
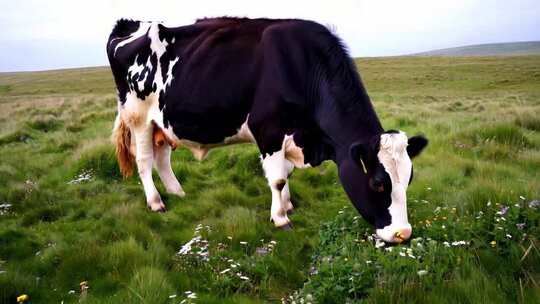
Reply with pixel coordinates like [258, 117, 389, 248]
[407, 135, 428, 158]
[350, 141, 369, 170]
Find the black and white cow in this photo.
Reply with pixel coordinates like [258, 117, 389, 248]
[107, 17, 428, 243]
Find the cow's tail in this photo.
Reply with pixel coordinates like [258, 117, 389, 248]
[112, 114, 135, 178]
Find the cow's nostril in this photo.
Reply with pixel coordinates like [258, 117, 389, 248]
[394, 228, 412, 243]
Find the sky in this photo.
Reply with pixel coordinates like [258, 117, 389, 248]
[0, 0, 539, 72]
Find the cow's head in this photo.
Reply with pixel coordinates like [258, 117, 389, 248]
[338, 130, 428, 243]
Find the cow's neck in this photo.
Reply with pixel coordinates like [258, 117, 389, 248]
[315, 83, 384, 164]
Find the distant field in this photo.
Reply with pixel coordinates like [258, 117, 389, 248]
[410, 41, 540, 57]
[0, 56, 539, 303]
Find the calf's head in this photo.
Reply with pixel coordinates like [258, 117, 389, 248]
[339, 131, 428, 243]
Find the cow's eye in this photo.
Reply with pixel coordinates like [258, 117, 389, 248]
[369, 178, 384, 192]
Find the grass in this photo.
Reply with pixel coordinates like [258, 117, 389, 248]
[0, 56, 539, 303]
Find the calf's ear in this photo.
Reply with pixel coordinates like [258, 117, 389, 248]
[407, 135, 428, 158]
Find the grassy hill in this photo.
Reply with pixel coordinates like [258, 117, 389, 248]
[1, 56, 539, 303]
[410, 41, 540, 57]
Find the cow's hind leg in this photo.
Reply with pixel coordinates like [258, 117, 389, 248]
[154, 143, 185, 197]
[133, 124, 166, 212]
[262, 150, 295, 229]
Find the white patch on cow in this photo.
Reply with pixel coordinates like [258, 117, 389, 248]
[114, 22, 152, 56]
[164, 57, 179, 90]
[283, 134, 311, 168]
[127, 54, 153, 92]
[375, 131, 413, 243]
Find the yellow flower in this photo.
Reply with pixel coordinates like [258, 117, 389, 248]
[17, 294, 29, 302]
[490, 241, 497, 247]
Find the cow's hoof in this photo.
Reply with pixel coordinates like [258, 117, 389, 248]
[169, 189, 186, 198]
[285, 201, 294, 214]
[148, 202, 167, 212]
[166, 184, 186, 198]
[277, 222, 293, 230]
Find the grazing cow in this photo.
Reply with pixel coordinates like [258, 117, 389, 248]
[107, 17, 428, 243]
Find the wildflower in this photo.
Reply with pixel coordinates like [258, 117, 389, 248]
[443, 241, 450, 247]
[67, 169, 93, 184]
[506, 234, 512, 239]
[169, 294, 177, 298]
[497, 206, 509, 216]
[239, 241, 248, 245]
[256, 247, 269, 256]
[490, 241, 496, 247]
[451, 241, 469, 246]
[80, 281, 89, 293]
[417, 270, 428, 276]
[17, 295, 29, 303]
[0, 203, 12, 216]
[516, 223, 526, 230]
[227, 236, 233, 240]
[68, 290, 76, 294]
[385, 247, 393, 252]
[399, 252, 406, 257]
[239, 275, 250, 281]
[365, 260, 372, 264]
[519, 196, 526, 200]
[220, 268, 231, 274]
[375, 239, 385, 248]
[529, 200, 540, 209]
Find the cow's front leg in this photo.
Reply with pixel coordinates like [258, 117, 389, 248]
[262, 151, 294, 229]
[282, 181, 294, 214]
[133, 125, 165, 212]
[154, 143, 185, 197]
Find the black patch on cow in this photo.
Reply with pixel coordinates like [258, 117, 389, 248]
[275, 179, 286, 191]
[110, 19, 140, 38]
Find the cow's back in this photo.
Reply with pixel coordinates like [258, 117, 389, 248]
[107, 18, 339, 153]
